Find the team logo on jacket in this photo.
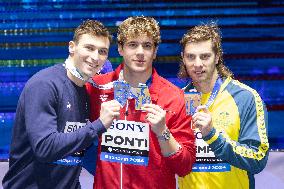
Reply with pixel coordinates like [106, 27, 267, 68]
[99, 94, 108, 102]
[67, 101, 71, 109]
[215, 111, 233, 129]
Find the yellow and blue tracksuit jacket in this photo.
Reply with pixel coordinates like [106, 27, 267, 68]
[179, 77, 269, 189]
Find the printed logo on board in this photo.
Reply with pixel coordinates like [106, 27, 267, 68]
[100, 120, 150, 166]
[64, 121, 86, 133]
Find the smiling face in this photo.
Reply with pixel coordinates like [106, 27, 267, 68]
[118, 35, 157, 80]
[69, 33, 110, 79]
[182, 39, 218, 89]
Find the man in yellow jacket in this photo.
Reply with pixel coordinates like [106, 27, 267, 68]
[177, 22, 269, 189]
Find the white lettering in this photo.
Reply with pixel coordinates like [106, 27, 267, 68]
[64, 121, 86, 133]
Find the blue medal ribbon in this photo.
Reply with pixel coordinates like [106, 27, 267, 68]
[204, 76, 223, 109]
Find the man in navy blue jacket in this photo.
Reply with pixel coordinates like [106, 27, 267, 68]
[2, 19, 121, 189]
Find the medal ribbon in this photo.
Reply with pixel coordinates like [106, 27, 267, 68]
[64, 59, 87, 81]
[204, 77, 223, 109]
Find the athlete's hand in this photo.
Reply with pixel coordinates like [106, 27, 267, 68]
[193, 105, 213, 137]
[99, 100, 121, 129]
[142, 104, 167, 136]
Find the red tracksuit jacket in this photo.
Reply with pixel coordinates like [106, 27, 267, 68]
[86, 64, 196, 189]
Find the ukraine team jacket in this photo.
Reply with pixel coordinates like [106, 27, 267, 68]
[178, 77, 269, 189]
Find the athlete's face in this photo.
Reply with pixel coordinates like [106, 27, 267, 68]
[118, 35, 157, 76]
[69, 33, 110, 79]
[182, 39, 218, 85]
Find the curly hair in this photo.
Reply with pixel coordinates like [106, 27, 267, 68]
[117, 16, 161, 47]
[178, 22, 233, 79]
[73, 19, 112, 44]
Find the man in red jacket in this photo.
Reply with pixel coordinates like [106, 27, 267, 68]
[86, 16, 196, 189]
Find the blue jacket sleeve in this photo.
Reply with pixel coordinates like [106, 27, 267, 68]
[24, 80, 106, 163]
[203, 91, 269, 174]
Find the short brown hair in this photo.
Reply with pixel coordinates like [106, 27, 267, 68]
[178, 22, 233, 79]
[117, 16, 161, 47]
[73, 19, 112, 44]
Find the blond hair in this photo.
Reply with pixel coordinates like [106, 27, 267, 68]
[117, 16, 161, 46]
